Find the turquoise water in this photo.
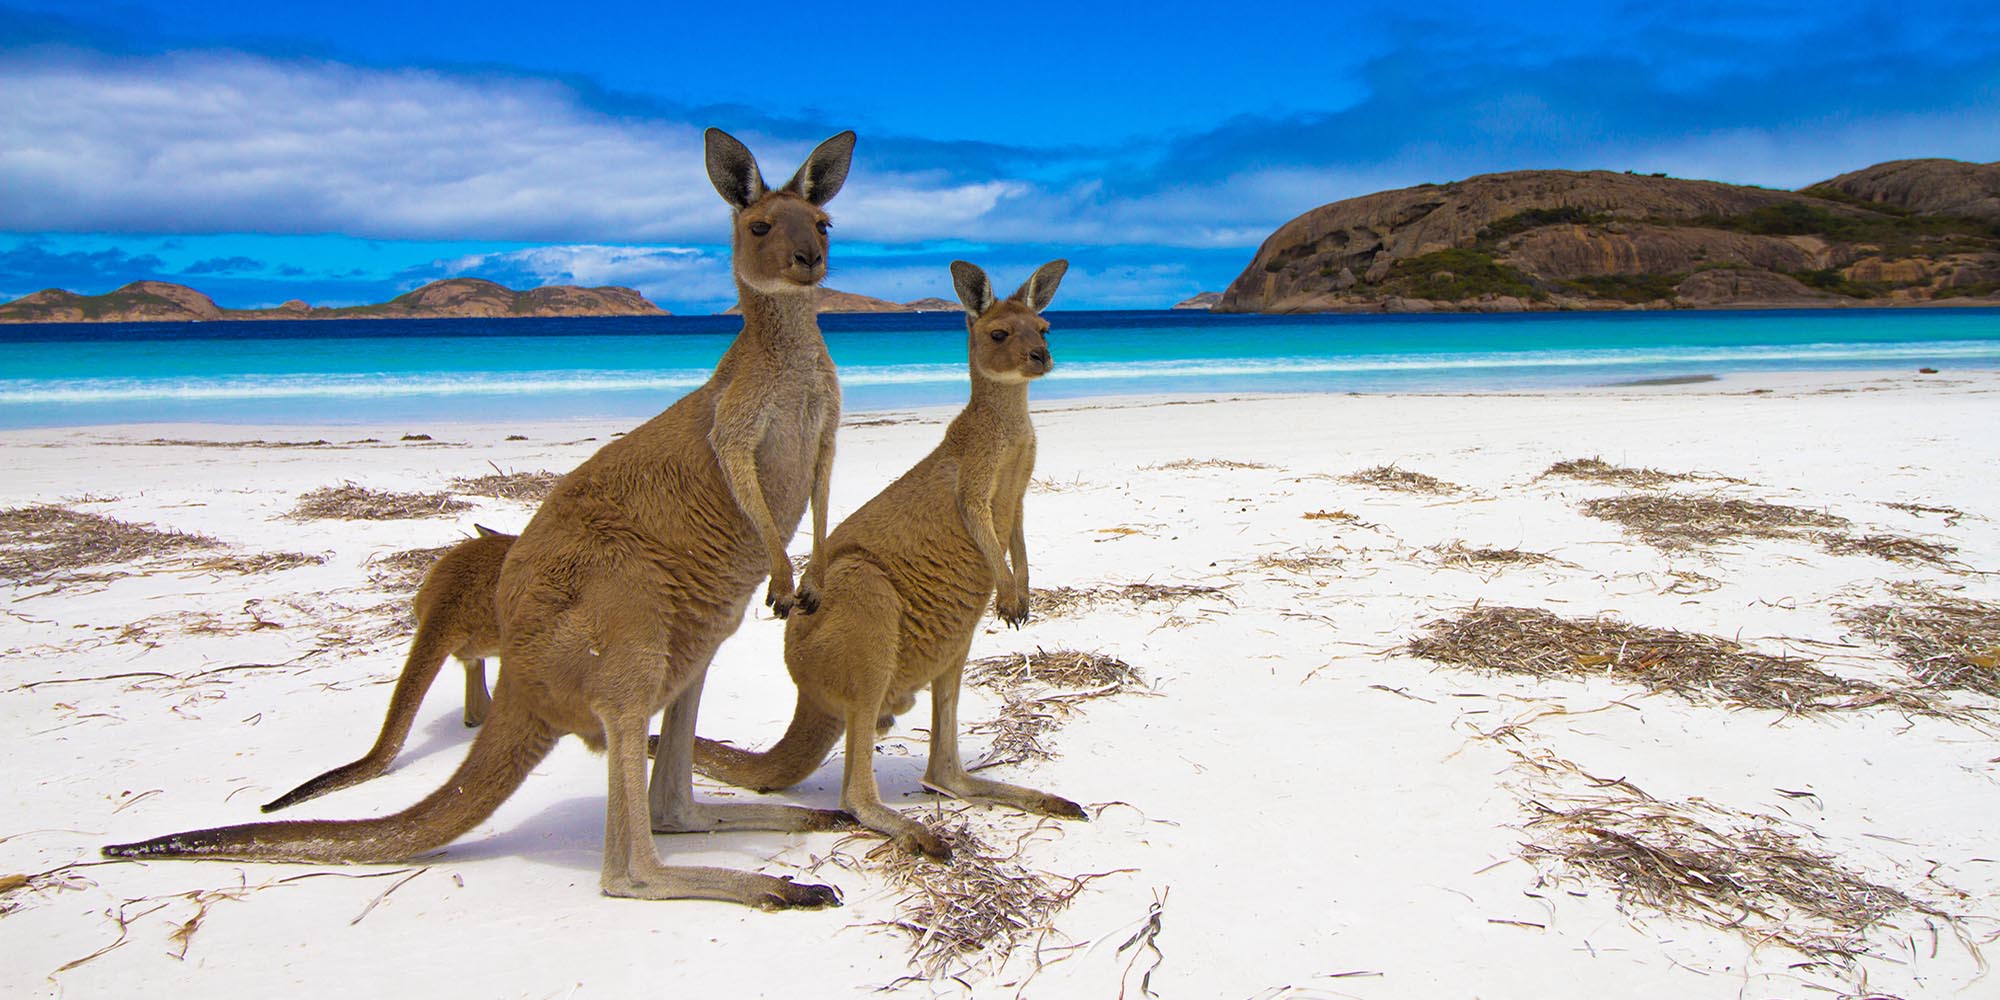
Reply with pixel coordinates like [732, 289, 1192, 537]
[1, 307, 1996, 428]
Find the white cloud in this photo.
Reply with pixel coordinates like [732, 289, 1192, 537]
[436, 244, 736, 310]
[0, 51, 1023, 245]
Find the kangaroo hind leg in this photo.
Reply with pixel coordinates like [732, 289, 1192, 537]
[922, 656, 1088, 821]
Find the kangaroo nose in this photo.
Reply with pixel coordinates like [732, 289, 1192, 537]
[793, 249, 822, 268]
[1029, 348, 1049, 365]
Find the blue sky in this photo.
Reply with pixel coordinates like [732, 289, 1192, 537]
[2, 1, 1996, 313]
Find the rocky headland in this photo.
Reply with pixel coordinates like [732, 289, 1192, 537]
[1214, 158, 2000, 313]
[0, 278, 667, 324]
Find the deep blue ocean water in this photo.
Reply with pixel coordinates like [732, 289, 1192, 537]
[1, 307, 1997, 428]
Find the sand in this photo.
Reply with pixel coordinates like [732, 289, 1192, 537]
[2, 368, 1996, 999]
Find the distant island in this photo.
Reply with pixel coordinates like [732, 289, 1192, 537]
[1173, 292, 1223, 310]
[0, 277, 666, 324]
[1215, 158, 2000, 313]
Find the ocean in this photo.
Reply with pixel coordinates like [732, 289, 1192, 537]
[2, 307, 1997, 429]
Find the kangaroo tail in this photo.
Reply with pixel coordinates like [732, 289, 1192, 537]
[261, 619, 469, 813]
[105, 697, 558, 864]
[693, 692, 843, 793]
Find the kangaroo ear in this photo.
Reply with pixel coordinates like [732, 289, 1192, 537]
[705, 127, 768, 210]
[474, 523, 502, 538]
[1009, 259, 1069, 313]
[782, 130, 856, 206]
[950, 260, 996, 316]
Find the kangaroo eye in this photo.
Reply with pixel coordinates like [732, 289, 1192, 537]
[749, 221, 772, 237]
[815, 220, 831, 235]
[988, 329, 1007, 342]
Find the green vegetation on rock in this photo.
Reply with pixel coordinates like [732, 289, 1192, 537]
[1383, 249, 1544, 301]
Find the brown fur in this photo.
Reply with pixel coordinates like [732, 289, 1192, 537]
[694, 259, 1084, 859]
[262, 525, 515, 813]
[105, 129, 859, 909]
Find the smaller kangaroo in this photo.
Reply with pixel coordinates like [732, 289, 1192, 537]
[263, 525, 516, 813]
[694, 259, 1085, 859]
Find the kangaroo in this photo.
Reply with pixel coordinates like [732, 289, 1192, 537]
[106, 128, 856, 909]
[262, 525, 516, 813]
[693, 259, 1085, 860]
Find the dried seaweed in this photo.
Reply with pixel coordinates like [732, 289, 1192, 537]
[139, 437, 334, 449]
[1407, 605, 1930, 715]
[965, 649, 1146, 769]
[969, 648, 1143, 694]
[1027, 583, 1229, 619]
[1524, 792, 1948, 960]
[1579, 493, 1847, 550]
[449, 468, 562, 503]
[183, 551, 328, 575]
[288, 484, 472, 520]
[1343, 464, 1459, 494]
[1428, 540, 1559, 571]
[843, 819, 1102, 982]
[365, 544, 455, 592]
[1251, 548, 1347, 576]
[1884, 501, 1964, 525]
[1540, 457, 1702, 488]
[1841, 588, 2000, 698]
[0, 505, 219, 585]
[1815, 532, 1958, 566]
[1144, 458, 1273, 471]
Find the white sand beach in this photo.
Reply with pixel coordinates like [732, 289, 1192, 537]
[3, 370, 1997, 999]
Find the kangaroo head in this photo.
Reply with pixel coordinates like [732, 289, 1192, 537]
[950, 259, 1068, 383]
[704, 128, 857, 295]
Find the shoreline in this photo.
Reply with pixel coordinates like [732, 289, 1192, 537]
[3, 369, 1996, 998]
[1, 365, 1991, 439]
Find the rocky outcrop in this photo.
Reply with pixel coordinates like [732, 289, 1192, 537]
[1173, 292, 1224, 309]
[1500, 225, 1830, 280]
[1812, 160, 2000, 221]
[1672, 269, 1840, 306]
[902, 296, 962, 312]
[0, 277, 667, 323]
[331, 278, 665, 319]
[1216, 160, 2000, 313]
[0, 281, 225, 323]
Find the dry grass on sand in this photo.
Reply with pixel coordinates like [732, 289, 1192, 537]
[806, 819, 1110, 985]
[1343, 464, 1460, 494]
[1143, 457, 1273, 472]
[1426, 540, 1560, 571]
[288, 484, 472, 521]
[1524, 788, 1952, 962]
[1407, 605, 1933, 715]
[1815, 531, 1959, 566]
[1579, 492, 1847, 550]
[1841, 586, 2000, 698]
[964, 649, 1148, 770]
[1028, 582, 1229, 618]
[448, 469, 563, 503]
[0, 504, 219, 586]
[364, 544, 455, 592]
[1581, 492, 1957, 565]
[1539, 456, 1709, 488]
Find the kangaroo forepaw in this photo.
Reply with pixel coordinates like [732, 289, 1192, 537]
[995, 593, 1030, 627]
[794, 581, 821, 615]
[766, 582, 796, 619]
[760, 876, 843, 911]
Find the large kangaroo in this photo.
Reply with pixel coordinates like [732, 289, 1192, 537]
[694, 260, 1085, 860]
[263, 525, 516, 813]
[106, 129, 856, 908]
